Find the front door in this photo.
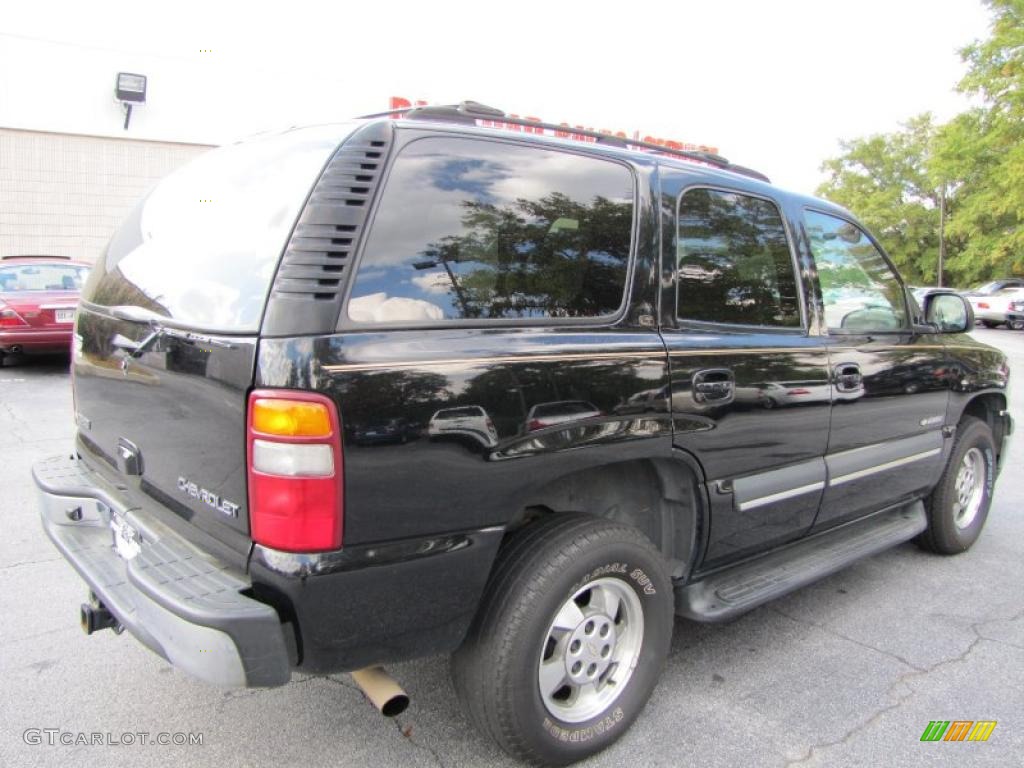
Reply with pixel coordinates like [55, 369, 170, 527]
[800, 208, 949, 531]
[659, 179, 832, 568]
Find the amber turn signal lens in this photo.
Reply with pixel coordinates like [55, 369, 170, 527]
[252, 398, 332, 437]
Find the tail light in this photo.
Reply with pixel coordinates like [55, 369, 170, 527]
[0, 303, 28, 328]
[977, 302, 990, 309]
[247, 390, 343, 552]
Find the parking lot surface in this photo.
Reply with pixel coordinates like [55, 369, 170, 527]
[1, 329, 1021, 767]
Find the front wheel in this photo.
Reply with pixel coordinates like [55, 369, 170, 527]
[452, 514, 673, 765]
[917, 417, 996, 554]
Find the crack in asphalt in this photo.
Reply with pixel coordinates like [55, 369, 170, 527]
[771, 607, 925, 672]
[314, 674, 447, 768]
[0, 556, 63, 571]
[390, 716, 448, 768]
[782, 606, 1024, 766]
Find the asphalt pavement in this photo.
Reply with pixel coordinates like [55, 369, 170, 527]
[1, 329, 1021, 767]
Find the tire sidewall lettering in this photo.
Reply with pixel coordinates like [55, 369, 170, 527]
[569, 562, 657, 597]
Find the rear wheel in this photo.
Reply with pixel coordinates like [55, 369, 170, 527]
[452, 513, 673, 765]
[917, 417, 996, 554]
[980, 320, 1000, 329]
[1009, 319, 1024, 331]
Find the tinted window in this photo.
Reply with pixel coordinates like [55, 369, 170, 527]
[0, 263, 88, 292]
[531, 401, 598, 417]
[83, 124, 355, 331]
[435, 407, 485, 419]
[676, 189, 800, 327]
[348, 137, 634, 324]
[804, 210, 907, 332]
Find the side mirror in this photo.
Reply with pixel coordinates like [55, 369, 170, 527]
[924, 292, 973, 333]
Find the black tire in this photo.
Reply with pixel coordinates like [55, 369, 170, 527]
[1009, 319, 1024, 331]
[917, 417, 996, 554]
[980, 320, 1000, 329]
[452, 513, 673, 765]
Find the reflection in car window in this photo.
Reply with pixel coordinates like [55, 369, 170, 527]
[804, 210, 907, 332]
[676, 189, 800, 327]
[83, 124, 353, 331]
[348, 137, 634, 323]
[0, 264, 89, 292]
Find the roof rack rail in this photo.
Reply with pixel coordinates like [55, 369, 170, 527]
[358, 102, 770, 183]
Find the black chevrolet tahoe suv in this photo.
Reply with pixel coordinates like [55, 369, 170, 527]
[35, 103, 1013, 765]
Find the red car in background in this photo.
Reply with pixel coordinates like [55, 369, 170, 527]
[0, 256, 90, 365]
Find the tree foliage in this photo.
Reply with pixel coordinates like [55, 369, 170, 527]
[817, 114, 943, 284]
[817, 0, 1024, 286]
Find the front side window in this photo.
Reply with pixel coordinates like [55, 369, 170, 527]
[347, 137, 634, 324]
[803, 210, 907, 332]
[676, 188, 800, 327]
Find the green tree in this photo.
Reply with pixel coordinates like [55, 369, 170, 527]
[816, 114, 947, 285]
[934, 0, 1024, 281]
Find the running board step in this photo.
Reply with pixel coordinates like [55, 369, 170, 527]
[675, 501, 927, 622]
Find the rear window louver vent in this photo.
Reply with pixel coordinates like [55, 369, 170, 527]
[261, 121, 393, 336]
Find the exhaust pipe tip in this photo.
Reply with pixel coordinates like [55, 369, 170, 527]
[350, 666, 409, 717]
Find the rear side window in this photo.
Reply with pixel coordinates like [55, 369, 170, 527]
[347, 137, 634, 324]
[676, 188, 800, 328]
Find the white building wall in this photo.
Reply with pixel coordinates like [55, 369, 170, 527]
[0, 33, 379, 263]
[0, 128, 210, 261]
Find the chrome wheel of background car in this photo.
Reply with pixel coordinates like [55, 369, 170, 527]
[953, 447, 986, 530]
[537, 577, 644, 723]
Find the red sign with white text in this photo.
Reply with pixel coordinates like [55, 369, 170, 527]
[388, 96, 719, 155]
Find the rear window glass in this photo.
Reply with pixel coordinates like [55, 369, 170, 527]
[0, 263, 88, 292]
[531, 401, 597, 417]
[434, 407, 485, 419]
[348, 137, 634, 324]
[83, 124, 354, 332]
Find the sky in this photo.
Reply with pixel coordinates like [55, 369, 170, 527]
[2, 0, 994, 195]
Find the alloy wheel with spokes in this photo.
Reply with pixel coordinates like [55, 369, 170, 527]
[953, 447, 986, 530]
[917, 416, 995, 555]
[538, 577, 644, 723]
[451, 513, 673, 765]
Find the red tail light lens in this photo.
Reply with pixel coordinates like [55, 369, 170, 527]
[247, 390, 343, 552]
[0, 304, 28, 328]
[978, 302, 990, 309]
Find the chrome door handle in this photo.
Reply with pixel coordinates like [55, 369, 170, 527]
[834, 363, 863, 392]
[693, 369, 735, 404]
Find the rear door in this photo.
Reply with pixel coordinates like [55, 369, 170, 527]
[659, 177, 832, 567]
[72, 124, 350, 556]
[801, 208, 949, 530]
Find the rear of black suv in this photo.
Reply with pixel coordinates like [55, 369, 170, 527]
[35, 118, 554, 687]
[34, 109, 1012, 766]
[35, 123, 358, 686]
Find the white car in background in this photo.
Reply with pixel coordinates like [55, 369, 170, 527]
[967, 287, 1024, 329]
[428, 405, 500, 447]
